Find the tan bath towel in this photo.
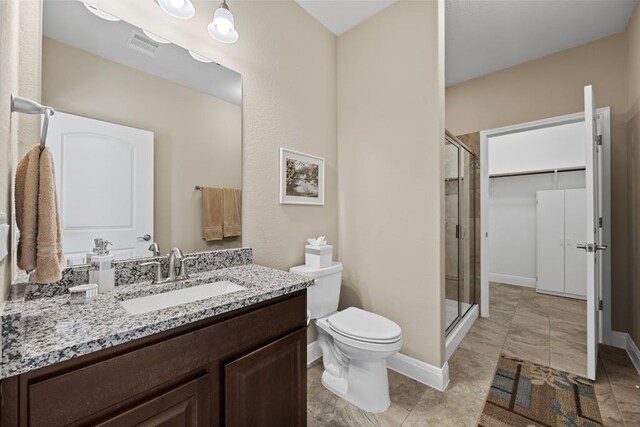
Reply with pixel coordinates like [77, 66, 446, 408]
[223, 188, 241, 238]
[222, 188, 242, 237]
[15, 145, 41, 272]
[202, 187, 224, 241]
[30, 147, 65, 283]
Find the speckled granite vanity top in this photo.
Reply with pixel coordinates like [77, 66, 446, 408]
[0, 248, 313, 379]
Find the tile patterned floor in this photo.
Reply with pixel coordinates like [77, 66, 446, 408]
[307, 282, 640, 426]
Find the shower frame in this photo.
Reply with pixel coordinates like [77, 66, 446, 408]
[445, 131, 478, 336]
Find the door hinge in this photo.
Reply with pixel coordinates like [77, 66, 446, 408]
[455, 225, 460, 239]
[597, 135, 603, 146]
[598, 217, 603, 228]
[598, 299, 603, 311]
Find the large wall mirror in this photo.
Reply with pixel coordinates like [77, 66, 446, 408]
[36, 0, 242, 266]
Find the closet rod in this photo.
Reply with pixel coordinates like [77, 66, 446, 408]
[490, 167, 585, 179]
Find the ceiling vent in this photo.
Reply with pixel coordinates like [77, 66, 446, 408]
[126, 31, 161, 57]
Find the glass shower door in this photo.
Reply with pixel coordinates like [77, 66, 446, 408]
[445, 134, 477, 335]
[445, 140, 460, 331]
[459, 148, 476, 320]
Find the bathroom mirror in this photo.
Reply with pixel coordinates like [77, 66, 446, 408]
[37, 0, 242, 265]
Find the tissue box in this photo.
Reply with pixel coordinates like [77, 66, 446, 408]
[305, 245, 333, 268]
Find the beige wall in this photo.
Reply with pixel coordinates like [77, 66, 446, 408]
[42, 37, 242, 255]
[338, 1, 445, 367]
[626, 4, 640, 347]
[446, 33, 630, 332]
[0, 0, 41, 300]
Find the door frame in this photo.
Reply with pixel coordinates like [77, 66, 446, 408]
[479, 107, 612, 344]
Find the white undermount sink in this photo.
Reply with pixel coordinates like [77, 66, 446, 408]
[120, 281, 246, 315]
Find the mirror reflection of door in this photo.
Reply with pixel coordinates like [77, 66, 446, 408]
[46, 112, 153, 264]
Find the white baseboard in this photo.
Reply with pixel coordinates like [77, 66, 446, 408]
[307, 341, 450, 391]
[626, 334, 640, 376]
[307, 341, 322, 366]
[489, 273, 536, 288]
[606, 330, 629, 349]
[445, 305, 479, 360]
[603, 331, 640, 376]
[387, 353, 450, 392]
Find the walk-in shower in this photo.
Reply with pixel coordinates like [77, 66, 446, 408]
[445, 132, 478, 334]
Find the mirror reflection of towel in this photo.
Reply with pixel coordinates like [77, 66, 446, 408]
[223, 188, 241, 238]
[202, 187, 224, 241]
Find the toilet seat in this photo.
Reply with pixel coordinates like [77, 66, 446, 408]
[327, 307, 402, 344]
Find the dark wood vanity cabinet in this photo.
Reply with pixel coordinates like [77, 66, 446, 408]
[0, 291, 307, 427]
[225, 329, 306, 426]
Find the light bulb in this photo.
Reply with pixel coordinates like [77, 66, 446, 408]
[84, 3, 121, 21]
[142, 29, 171, 44]
[156, 0, 195, 20]
[208, 4, 238, 44]
[188, 50, 213, 63]
[216, 22, 231, 35]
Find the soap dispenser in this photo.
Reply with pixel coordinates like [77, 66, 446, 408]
[86, 238, 104, 263]
[89, 238, 115, 294]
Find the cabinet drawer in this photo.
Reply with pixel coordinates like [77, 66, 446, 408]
[25, 294, 305, 426]
[94, 374, 210, 426]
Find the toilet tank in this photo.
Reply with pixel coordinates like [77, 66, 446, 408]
[289, 262, 343, 319]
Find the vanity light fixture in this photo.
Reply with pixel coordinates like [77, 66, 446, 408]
[156, 0, 195, 20]
[142, 29, 171, 44]
[188, 50, 214, 63]
[208, 0, 239, 44]
[84, 3, 120, 22]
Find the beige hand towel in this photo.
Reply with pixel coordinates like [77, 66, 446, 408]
[30, 147, 65, 283]
[202, 187, 224, 241]
[15, 145, 41, 272]
[223, 188, 242, 238]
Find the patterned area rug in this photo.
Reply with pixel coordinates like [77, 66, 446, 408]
[479, 356, 602, 426]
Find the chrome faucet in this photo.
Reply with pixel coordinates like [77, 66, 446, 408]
[168, 248, 197, 281]
[141, 248, 197, 284]
[167, 248, 183, 281]
[148, 242, 161, 257]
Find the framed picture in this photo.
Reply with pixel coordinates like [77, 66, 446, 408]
[279, 148, 325, 205]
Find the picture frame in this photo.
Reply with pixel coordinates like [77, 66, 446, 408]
[279, 148, 325, 205]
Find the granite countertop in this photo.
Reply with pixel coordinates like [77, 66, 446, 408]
[0, 264, 313, 379]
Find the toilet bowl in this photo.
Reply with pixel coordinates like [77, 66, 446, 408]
[290, 262, 403, 413]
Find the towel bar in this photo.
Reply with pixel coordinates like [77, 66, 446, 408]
[10, 95, 56, 149]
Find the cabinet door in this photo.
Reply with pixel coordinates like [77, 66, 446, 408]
[95, 374, 211, 426]
[564, 188, 587, 297]
[536, 190, 565, 293]
[225, 329, 306, 427]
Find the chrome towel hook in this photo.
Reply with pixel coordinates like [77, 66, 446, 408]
[10, 95, 56, 149]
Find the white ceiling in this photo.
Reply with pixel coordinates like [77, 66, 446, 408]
[295, 0, 396, 35]
[446, 0, 638, 86]
[296, 0, 638, 87]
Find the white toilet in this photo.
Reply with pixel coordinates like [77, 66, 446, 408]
[290, 262, 402, 413]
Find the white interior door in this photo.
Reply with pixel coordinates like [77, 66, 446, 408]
[536, 190, 565, 294]
[582, 85, 605, 380]
[46, 112, 154, 263]
[564, 189, 587, 297]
